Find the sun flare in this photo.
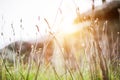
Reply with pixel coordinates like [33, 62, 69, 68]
[0, 0, 97, 48]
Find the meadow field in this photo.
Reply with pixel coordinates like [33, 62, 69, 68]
[0, 0, 120, 80]
[0, 18, 120, 80]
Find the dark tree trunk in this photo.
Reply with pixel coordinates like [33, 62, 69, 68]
[92, 0, 95, 10]
[102, 0, 106, 4]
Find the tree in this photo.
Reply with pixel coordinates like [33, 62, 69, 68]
[102, 0, 106, 4]
[92, 0, 95, 10]
[80, 1, 120, 20]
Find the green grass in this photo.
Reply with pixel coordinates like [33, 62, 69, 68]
[0, 18, 120, 80]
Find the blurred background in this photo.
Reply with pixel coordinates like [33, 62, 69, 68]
[0, 0, 111, 49]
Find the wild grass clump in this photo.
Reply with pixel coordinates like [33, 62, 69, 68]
[0, 16, 120, 80]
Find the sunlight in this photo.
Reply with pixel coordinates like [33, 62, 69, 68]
[55, 0, 92, 35]
[60, 21, 91, 35]
[0, 0, 102, 48]
[1, 0, 119, 79]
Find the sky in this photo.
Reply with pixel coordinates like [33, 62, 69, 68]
[0, 0, 111, 48]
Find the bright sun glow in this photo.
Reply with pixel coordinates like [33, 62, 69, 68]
[0, 0, 102, 48]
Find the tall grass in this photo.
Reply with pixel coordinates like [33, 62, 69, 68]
[0, 16, 120, 80]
